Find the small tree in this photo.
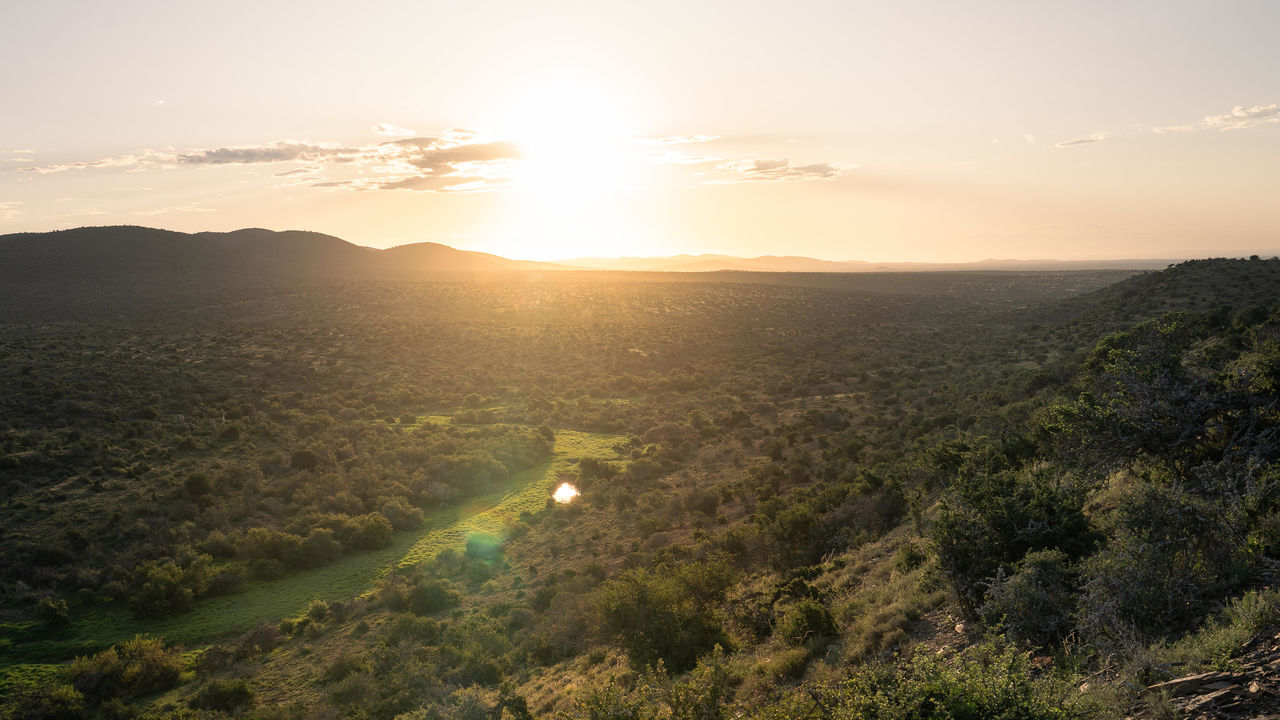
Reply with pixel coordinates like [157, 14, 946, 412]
[35, 596, 70, 627]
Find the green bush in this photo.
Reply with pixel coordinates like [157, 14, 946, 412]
[349, 513, 394, 550]
[752, 641, 1066, 720]
[8, 683, 87, 720]
[979, 549, 1077, 647]
[190, 678, 255, 712]
[409, 578, 460, 616]
[290, 449, 320, 471]
[205, 565, 246, 595]
[591, 560, 733, 672]
[380, 496, 424, 531]
[300, 528, 343, 567]
[931, 469, 1096, 615]
[1077, 481, 1250, 646]
[128, 562, 194, 618]
[777, 598, 837, 646]
[68, 634, 181, 702]
[35, 596, 70, 627]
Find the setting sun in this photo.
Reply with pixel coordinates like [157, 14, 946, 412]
[490, 76, 651, 260]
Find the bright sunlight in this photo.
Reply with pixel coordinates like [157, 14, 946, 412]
[491, 76, 650, 260]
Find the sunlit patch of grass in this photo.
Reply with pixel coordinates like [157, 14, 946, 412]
[0, 662, 62, 697]
[0, 421, 626, 673]
[399, 429, 627, 566]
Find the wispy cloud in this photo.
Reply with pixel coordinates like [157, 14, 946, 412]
[22, 151, 168, 174]
[0, 200, 21, 220]
[1160, 103, 1280, 133]
[709, 158, 843, 183]
[1055, 132, 1110, 148]
[372, 123, 416, 137]
[338, 137, 523, 192]
[20, 133, 523, 193]
[1060, 101, 1280, 144]
[176, 141, 358, 165]
[1204, 103, 1280, 129]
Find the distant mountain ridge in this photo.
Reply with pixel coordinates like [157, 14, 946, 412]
[0, 226, 1181, 284]
[0, 226, 553, 282]
[560, 253, 1178, 272]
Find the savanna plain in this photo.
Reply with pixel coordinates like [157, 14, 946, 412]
[4, 247, 1280, 720]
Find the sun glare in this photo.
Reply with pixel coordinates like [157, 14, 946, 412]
[492, 77, 650, 260]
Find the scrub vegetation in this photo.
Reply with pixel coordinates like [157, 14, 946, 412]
[3, 252, 1280, 719]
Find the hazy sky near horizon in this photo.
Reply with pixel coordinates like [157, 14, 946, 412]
[3, 1, 1280, 261]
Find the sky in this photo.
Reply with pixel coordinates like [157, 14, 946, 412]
[2, 0, 1280, 262]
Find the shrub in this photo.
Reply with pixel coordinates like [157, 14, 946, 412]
[323, 653, 369, 684]
[183, 473, 212, 498]
[591, 560, 733, 672]
[754, 641, 1066, 720]
[128, 562, 193, 618]
[777, 598, 837, 646]
[35, 596, 70, 627]
[190, 679, 255, 712]
[205, 565, 246, 596]
[685, 488, 720, 516]
[380, 496, 424, 531]
[762, 647, 810, 680]
[1077, 481, 1249, 646]
[384, 613, 442, 645]
[932, 469, 1096, 615]
[979, 549, 1077, 647]
[290, 449, 319, 471]
[8, 683, 87, 720]
[307, 599, 330, 623]
[69, 634, 181, 702]
[349, 513, 394, 550]
[409, 578, 460, 616]
[300, 528, 343, 567]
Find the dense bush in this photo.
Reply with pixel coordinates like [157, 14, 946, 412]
[777, 598, 837, 646]
[409, 578, 461, 616]
[979, 549, 1077, 647]
[35, 596, 70, 627]
[750, 641, 1067, 720]
[1077, 480, 1251, 646]
[592, 560, 734, 672]
[932, 469, 1096, 616]
[68, 634, 181, 702]
[190, 678, 256, 712]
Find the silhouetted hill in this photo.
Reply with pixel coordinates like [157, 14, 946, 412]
[381, 241, 554, 273]
[0, 226, 569, 320]
[0, 226, 549, 283]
